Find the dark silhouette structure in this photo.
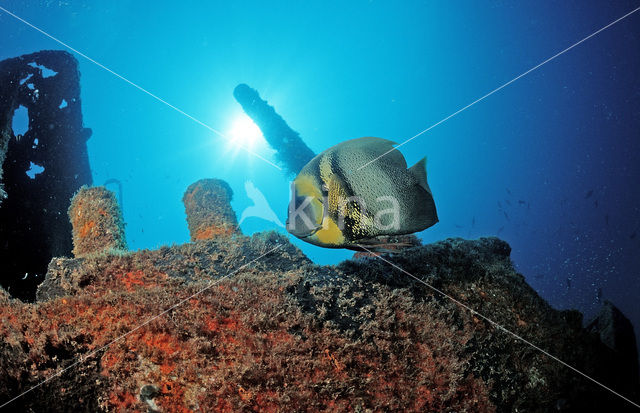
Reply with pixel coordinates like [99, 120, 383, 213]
[0, 50, 92, 300]
[233, 83, 315, 175]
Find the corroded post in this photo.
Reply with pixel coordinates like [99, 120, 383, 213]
[183, 179, 240, 241]
[68, 186, 127, 257]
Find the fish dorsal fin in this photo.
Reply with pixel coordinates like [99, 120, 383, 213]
[409, 157, 432, 195]
[362, 137, 406, 169]
[335, 137, 406, 171]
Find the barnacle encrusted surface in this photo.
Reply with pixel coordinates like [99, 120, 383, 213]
[0, 232, 637, 412]
[182, 179, 240, 242]
[68, 186, 127, 257]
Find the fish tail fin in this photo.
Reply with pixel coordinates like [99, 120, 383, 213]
[409, 157, 439, 226]
[409, 157, 432, 195]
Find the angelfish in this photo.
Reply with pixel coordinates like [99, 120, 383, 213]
[286, 137, 438, 249]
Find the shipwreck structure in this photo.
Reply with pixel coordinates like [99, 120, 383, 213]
[182, 178, 241, 241]
[0, 50, 92, 300]
[0, 181, 636, 412]
[233, 83, 315, 175]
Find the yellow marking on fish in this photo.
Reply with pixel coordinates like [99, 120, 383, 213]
[319, 153, 333, 187]
[311, 215, 345, 246]
[327, 174, 347, 215]
[324, 174, 374, 239]
[294, 174, 322, 199]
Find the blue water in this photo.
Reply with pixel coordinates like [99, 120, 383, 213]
[1, 1, 639, 342]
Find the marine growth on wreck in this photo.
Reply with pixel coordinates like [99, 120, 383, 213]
[0, 174, 637, 411]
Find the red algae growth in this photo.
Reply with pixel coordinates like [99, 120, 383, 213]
[0, 257, 493, 412]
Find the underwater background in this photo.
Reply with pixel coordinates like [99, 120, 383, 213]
[1, 0, 639, 346]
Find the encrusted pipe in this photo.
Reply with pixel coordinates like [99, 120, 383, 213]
[68, 186, 127, 257]
[233, 84, 315, 176]
[183, 179, 240, 241]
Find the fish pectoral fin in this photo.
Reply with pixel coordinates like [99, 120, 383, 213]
[349, 242, 409, 254]
[352, 235, 421, 253]
[408, 157, 432, 194]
